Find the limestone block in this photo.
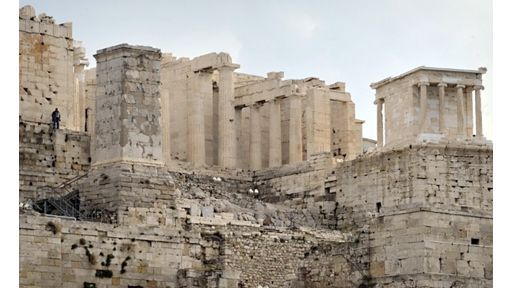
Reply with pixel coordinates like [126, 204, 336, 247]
[20, 5, 36, 20]
[201, 206, 214, 218]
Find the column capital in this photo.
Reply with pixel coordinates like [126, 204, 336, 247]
[474, 85, 485, 91]
[456, 84, 466, 89]
[216, 63, 240, 72]
[417, 81, 430, 87]
[437, 82, 448, 87]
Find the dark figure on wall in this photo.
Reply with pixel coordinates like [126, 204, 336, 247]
[51, 108, 60, 129]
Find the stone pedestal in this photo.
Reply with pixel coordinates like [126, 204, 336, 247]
[83, 44, 176, 213]
[93, 44, 163, 165]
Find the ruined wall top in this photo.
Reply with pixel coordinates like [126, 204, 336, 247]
[19, 5, 87, 130]
[162, 51, 240, 73]
[19, 5, 72, 38]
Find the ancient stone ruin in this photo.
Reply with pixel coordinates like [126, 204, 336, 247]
[19, 5, 492, 288]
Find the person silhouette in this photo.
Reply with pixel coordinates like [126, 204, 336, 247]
[51, 108, 60, 129]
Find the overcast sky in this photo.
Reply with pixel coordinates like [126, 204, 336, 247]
[20, 0, 493, 140]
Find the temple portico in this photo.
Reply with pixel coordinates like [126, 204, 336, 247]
[371, 66, 487, 148]
[161, 57, 364, 170]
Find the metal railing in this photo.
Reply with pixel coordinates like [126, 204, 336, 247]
[33, 172, 112, 223]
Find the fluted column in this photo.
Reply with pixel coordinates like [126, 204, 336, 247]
[437, 83, 447, 134]
[217, 64, 238, 168]
[376, 98, 384, 147]
[418, 81, 429, 134]
[288, 94, 303, 164]
[474, 85, 484, 137]
[456, 84, 466, 136]
[249, 102, 263, 170]
[268, 98, 282, 167]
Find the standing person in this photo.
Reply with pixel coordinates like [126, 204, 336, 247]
[51, 108, 60, 129]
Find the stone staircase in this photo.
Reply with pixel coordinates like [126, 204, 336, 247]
[33, 172, 112, 222]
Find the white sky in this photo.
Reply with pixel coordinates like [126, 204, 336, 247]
[19, 0, 493, 140]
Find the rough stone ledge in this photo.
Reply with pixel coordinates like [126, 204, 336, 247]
[377, 207, 492, 219]
[366, 141, 492, 158]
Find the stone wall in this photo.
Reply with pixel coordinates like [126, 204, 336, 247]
[20, 209, 361, 288]
[79, 162, 177, 214]
[19, 121, 90, 201]
[335, 143, 493, 287]
[223, 227, 360, 288]
[19, 5, 87, 131]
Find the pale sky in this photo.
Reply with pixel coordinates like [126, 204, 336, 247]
[19, 0, 493, 140]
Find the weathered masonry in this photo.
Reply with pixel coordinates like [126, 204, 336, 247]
[19, 5, 492, 288]
[19, 5, 89, 131]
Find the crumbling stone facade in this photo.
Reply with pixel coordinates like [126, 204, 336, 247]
[19, 5, 88, 131]
[19, 121, 90, 202]
[19, 5, 492, 288]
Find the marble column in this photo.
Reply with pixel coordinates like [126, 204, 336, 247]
[268, 98, 282, 167]
[474, 85, 484, 137]
[465, 87, 474, 137]
[376, 98, 384, 147]
[418, 81, 429, 134]
[437, 83, 447, 134]
[250, 102, 263, 170]
[187, 71, 210, 166]
[288, 94, 303, 164]
[456, 84, 466, 136]
[217, 64, 238, 168]
[306, 89, 331, 158]
[234, 107, 242, 168]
